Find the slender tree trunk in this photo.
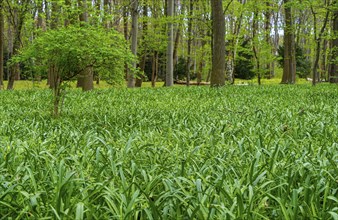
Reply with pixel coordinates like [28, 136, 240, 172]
[321, 40, 328, 80]
[272, 3, 280, 79]
[186, 0, 193, 86]
[265, 0, 273, 78]
[253, 5, 261, 85]
[136, 5, 148, 87]
[311, 5, 330, 86]
[210, 0, 225, 87]
[166, 0, 174, 86]
[151, 51, 158, 87]
[330, 4, 338, 83]
[173, 26, 180, 68]
[123, 7, 129, 82]
[0, 0, 4, 89]
[197, 31, 206, 85]
[128, 0, 138, 88]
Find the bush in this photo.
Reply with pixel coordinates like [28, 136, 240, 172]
[11, 25, 134, 116]
[234, 40, 255, 79]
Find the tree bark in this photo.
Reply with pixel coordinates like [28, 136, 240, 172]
[311, 5, 330, 86]
[281, 0, 296, 84]
[128, 0, 138, 88]
[7, 0, 29, 90]
[265, 0, 273, 78]
[186, 0, 193, 86]
[210, 0, 225, 87]
[135, 4, 148, 87]
[253, 4, 261, 85]
[123, 6, 129, 82]
[76, 0, 93, 91]
[0, 0, 4, 89]
[48, 0, 60, 88]
[166, 0, 174, 86]
[330, 5, 338, 83]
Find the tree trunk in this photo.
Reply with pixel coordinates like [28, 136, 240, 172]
[186, 0, 193, 86]
[136, 4, 148, 87]
[281, 0, 296, 84]
[265, 0, 273, 78]
[253, 5, 261, 85]
[77, 0, 93, 91]
[48, 0, 60, 88]
[123, 6, 129, 82]
[127, 0, 138, 88]
[166, 0, 174, 86]
[50, 64, 62, 117]
[7, 1, 27, 90]
[151, 51, 158, 87]
[330, 5, 338, 83]
[210, 0, 225, 87]
[0, 1, 4, 89]
[321, 40, 328, 80]
[173, 26, 180, 68]
[311, 5, 330, 86]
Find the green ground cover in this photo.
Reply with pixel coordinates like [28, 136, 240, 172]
[0, 85, 337, 219]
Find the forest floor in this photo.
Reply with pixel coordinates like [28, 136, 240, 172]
[0, 84, 337, 219]
[0, 77, 311, 90]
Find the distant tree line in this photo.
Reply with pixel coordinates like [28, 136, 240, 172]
[0, 0, 337, 90]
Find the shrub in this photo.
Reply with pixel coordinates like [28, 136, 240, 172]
[11, 25, 134, 116]
[235, 40, 255, 79]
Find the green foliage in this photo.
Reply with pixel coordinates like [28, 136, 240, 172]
[235, 40, 255, 79]
[0, 85, 337, 218]
[174, 57, 196, 80]
[277, 45, 311, 78]
[12, 25, 134, 84]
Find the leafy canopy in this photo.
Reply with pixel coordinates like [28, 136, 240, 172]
[13, 25, 134, 84]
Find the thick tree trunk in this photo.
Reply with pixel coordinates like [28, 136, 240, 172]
[77, 0, 93, 91]
[281, 0, 296, 84]
[7, 3, 27, 90]
[166, 0, 174, 86]
[81, 66, 94, 91]
[210, 0, 225, 87]
[48, 0, 60, 88]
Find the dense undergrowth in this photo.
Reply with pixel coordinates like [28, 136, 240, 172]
[0, 85, 337, 219]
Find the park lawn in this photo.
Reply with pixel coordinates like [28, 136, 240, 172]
[0, 84, 337, 219]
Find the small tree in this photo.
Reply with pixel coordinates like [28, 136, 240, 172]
[12, 25, 133, 116]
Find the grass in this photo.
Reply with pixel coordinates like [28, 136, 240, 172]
[0, 76, 311, 90]
[0, 84, 337, 219]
